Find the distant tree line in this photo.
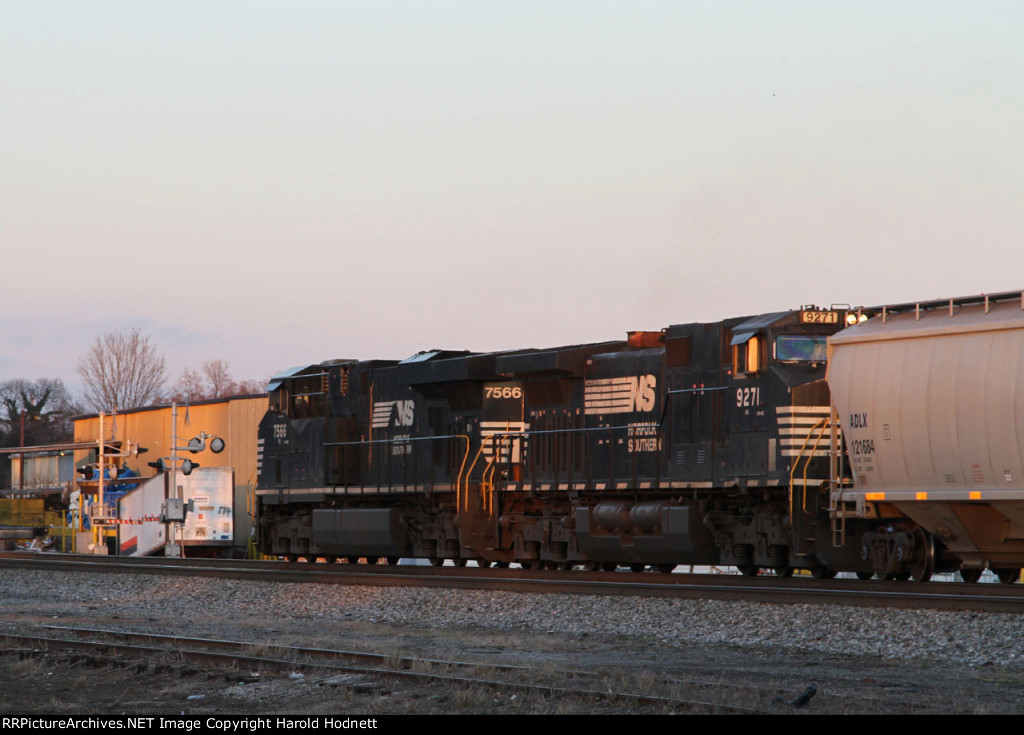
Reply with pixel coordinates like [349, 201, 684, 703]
[164, 358, 265, 405]
[74, 328, 267, 413]
[0, 329, 266, 486]
[1, 328, 267, 445]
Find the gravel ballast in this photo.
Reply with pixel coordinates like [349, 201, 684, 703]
[2, 568, 1022, 669]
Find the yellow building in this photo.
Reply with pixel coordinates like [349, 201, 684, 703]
[73, 394, 268, 553]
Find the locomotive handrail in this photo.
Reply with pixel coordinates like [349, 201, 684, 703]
[324, 434, 470, 447]
[463, 435, 497, 513]
[325, 423, 665, 501]
[452, 434, 471, 511]
[324, 433, 470, 497]
[659, 386, 725, 428]
[665, 386, 729, 394]
[463, 432, 518, 511]
[482, 435, 515, 514]
[485, 423, 660, 437]
[475, 423, 665, 493]
[463, 440, 489, 490]
[801, 421, 830, 513]
[787, 417, 828, 520]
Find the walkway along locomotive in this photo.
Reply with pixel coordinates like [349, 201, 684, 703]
[254, 291, 1024, 582]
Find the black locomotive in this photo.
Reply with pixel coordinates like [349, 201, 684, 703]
[254, 304, 919, 578]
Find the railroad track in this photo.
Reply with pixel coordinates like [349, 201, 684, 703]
[1, 551, 1022, 612]
[0, 626, 767, 714]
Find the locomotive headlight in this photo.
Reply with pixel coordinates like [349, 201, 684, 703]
[845, 313, 859, 326]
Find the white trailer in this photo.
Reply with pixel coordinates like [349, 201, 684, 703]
[117, 467, 234, 556]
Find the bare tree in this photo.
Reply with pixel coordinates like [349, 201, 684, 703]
[166, 359, 266, 403]
[202, 359, 233, 396]
[169, 367, 205, 403]
[0, 378, 79, 446]
[77, 329, 167, 412]
[233, 378, 266, 395]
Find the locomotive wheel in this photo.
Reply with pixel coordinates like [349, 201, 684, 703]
[810, 566, 836, 580]
[630, 564, 647, 573]
[386, 557, 400, 566]
[581, 561, 600, 572]
[429, 556, 444, 567]
[601, 562, 617, 572]
[960, 568, 983, 583]
[737, 565, 759, 577]
[994, 568, 1021, 584]
[774, 567, 794, 578]
[908, 527, 935, 582]
[856, 571, 875, 580]
[287, 555, 299, 563]
[655, 564, 676, 574]
[453, 558, 468, 567]
[346, 556, 359, 564]
[491, 561, 509, 569]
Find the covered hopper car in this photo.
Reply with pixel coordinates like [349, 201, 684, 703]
[254, 291, 1024, 582]
[828, 291, 1024, 583]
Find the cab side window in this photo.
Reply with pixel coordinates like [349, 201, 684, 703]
[732, 335, 763, 375]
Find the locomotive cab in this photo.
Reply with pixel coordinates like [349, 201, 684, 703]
[703, 308, 845, 489]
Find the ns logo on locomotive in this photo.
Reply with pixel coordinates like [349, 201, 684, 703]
[255, 291, 1024, 583]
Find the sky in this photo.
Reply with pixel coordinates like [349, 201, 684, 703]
[3, 1, 1023, 398]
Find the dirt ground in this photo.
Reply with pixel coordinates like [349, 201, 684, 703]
[3, 609, 1024, 716]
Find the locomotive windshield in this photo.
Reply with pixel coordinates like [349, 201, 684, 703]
[775, 335, 828, 362]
